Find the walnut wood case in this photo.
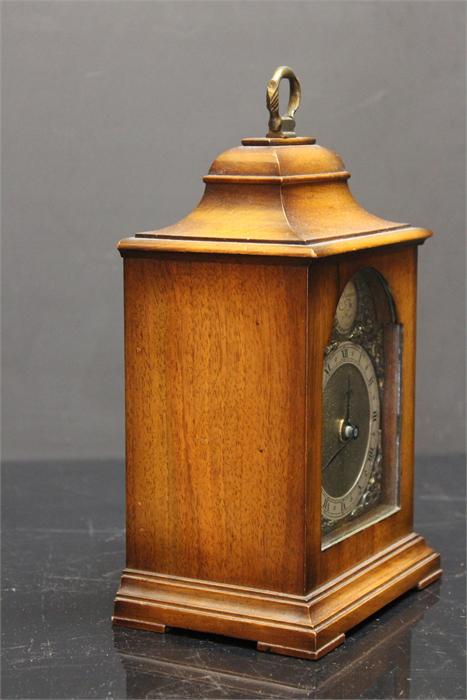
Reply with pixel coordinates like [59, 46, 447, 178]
[112, 130, 441, 660]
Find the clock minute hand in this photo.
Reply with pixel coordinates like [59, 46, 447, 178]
[323, 376, 359, 473]
[323, 440, 350, 472]
[345, 375, 352, 423]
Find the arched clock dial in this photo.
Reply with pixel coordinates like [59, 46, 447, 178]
[321, 268, 400, 547]
[321, 342, 380, 520]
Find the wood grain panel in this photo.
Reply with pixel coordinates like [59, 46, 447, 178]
[124, 256, 308, 593]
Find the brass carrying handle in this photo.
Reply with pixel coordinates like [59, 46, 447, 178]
[266, 66, 301, 138]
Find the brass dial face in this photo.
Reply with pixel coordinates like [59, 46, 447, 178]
[321, 342, 380, 521]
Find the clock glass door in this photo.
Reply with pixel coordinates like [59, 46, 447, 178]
[321, 268, 401, 548]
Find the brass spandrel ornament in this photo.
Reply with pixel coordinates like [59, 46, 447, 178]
[113, 67, 442, 660]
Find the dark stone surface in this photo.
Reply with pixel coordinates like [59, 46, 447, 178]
[1, 456, 465, 699]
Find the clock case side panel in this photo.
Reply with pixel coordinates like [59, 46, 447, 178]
[305, 245, 441, 590]
[120, 252, 309, 594]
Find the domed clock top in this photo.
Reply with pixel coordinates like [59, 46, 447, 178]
[120, 66, 431, 258]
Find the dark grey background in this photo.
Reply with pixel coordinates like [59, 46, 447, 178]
[2, 1, 465, 461]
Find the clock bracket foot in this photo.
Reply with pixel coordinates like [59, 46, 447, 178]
[416, 568, 442, 590]
[112, 616, 166, 635]
[257, 633, 345, 660]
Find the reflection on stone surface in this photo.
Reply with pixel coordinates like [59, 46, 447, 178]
[114, 588, 439, 699]
[1, 457, 465, 699]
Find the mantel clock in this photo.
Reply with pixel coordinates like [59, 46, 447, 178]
[113, 67, 441, 659]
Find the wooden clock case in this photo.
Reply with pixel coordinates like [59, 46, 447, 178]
[112, 131, 442, 660]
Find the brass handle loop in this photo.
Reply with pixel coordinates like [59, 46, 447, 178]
[266, 66, 301, 138]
